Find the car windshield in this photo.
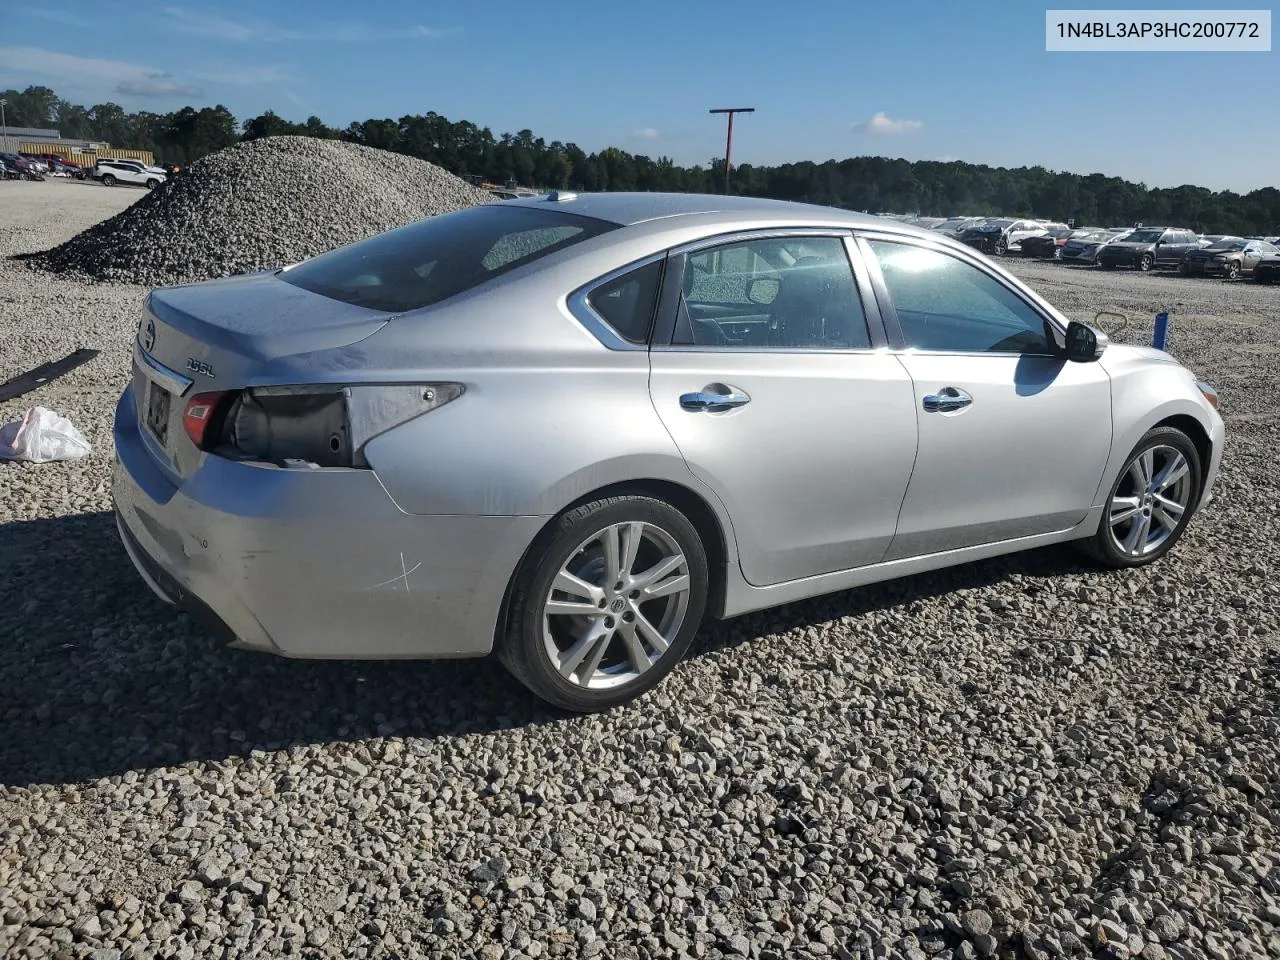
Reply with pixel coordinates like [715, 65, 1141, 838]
[1048, 228, 1072, 238]
[1206, 240, 1247, 251]
[1126, 230, 1163, 243]
[280, 204, 617, 313]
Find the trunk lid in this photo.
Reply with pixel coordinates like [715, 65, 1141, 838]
[132, 271, 390, 482]
[145, 270, 390, 370]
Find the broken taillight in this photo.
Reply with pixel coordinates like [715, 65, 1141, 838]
[210, 383, 463, 468]
[182, 391, 232, 448]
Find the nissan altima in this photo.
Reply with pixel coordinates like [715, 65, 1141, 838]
[113, 193, 1225, 711]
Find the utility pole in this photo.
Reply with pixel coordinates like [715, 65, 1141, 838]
[709, 107, 754, 194]
[0, 99, 8, 146]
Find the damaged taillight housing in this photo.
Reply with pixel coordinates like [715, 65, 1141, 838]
[195, 383, 463, 468]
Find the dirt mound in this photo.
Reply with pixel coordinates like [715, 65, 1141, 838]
[32, 136, 491, 286]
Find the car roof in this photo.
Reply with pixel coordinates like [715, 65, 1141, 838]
[502, 191, 892, 230]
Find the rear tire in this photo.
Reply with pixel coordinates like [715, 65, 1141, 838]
[498, 495, 709, 712]
[1078, 426, 1201, 569]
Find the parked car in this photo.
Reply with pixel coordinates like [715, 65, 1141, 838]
[1253, 255, 1280, 285]
[92, 160, 166, 189]
[1019, 226, 1075, 259]
[958, 218, 1060, 256]
[17, 153, 52, 173]
[931, 217, 986, 238]
[1060, 229, 1131, 265]
[0, 153, 44, 180]
[112, 193, 1225, 711]
[1180, 238, 1280, 279]
[107, 158, 168, 178]
[1098, 227, 1203, 271]
[0, 156, 23, 179]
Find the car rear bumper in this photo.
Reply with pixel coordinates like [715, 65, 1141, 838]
[112, 384, 547, 659]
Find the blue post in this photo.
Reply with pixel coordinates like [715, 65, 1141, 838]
[1153, 312, 1170, 351]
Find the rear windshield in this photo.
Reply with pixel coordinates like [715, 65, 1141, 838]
[281, 204, 617, 313]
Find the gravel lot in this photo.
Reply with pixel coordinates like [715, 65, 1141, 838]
[2, 182, 1278, 960]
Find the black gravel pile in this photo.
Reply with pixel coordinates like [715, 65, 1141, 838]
[29, 136, 491, 286]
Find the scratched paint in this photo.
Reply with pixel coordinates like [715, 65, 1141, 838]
[367, 552, 422, 592]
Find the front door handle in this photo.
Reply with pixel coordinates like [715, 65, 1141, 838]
[923, 388, 972, 413]
[680, 387, 751, 411]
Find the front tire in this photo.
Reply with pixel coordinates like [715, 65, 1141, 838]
[1080, 426, 1201, 569]
[1226, 261, 1241, 280]
[145, 178, 159, 190]
[498, 495, 709, 712]
[101, 174, 115, 186]
[1138, 253, 1154, 272]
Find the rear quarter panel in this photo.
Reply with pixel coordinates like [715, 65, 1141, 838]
[353, 277, 716, 520]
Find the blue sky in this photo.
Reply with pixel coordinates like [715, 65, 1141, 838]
[2, 1, 1275, 191]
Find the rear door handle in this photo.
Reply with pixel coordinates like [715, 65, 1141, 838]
[680, 387, 751, 411]
[923, 388, 972, 413]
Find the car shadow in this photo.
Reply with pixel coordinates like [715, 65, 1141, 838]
[0, 510, 1095, 787]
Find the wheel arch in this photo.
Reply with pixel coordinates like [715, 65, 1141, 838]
[492, 477, 737, 654]
[1154, 413, 1212, 488]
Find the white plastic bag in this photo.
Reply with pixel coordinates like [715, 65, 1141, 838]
[0, 406, 92, 463]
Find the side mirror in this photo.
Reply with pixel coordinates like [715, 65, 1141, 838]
[745, 277, 779, 305]
[1065, 320, 1108, 362]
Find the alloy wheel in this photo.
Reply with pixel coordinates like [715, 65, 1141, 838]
[1107, 444, 1193, 558]
[541, 521, 691, 690]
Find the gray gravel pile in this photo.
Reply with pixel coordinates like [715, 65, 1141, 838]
[27, 136, 490, 286]
[2, 186, 1278, 959]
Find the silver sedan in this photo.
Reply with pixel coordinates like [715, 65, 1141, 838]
[113, 193, 1225, 711]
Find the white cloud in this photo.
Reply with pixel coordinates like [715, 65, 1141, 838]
[0, 45, 153, 84]
[189, 63, 295, 88]
[935, 154, 961, 163]
[162, 7, 451, 42]
[117, 75, 204, 98]
[854, 111, 923, 135]
[0, 45, 283, 103]
[0, 45, 199, 99]
[632, 127, 659, 140]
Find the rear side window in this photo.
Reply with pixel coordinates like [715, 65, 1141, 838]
[281, 204, 617, 313]
[586, 260, 663, 344]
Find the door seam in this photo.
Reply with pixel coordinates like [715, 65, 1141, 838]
[881, 352, 922, 565]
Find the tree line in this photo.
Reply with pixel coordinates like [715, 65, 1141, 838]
[4, 84, 1277, 235]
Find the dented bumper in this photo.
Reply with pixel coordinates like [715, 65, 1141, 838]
[111, 384, 546, 659]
